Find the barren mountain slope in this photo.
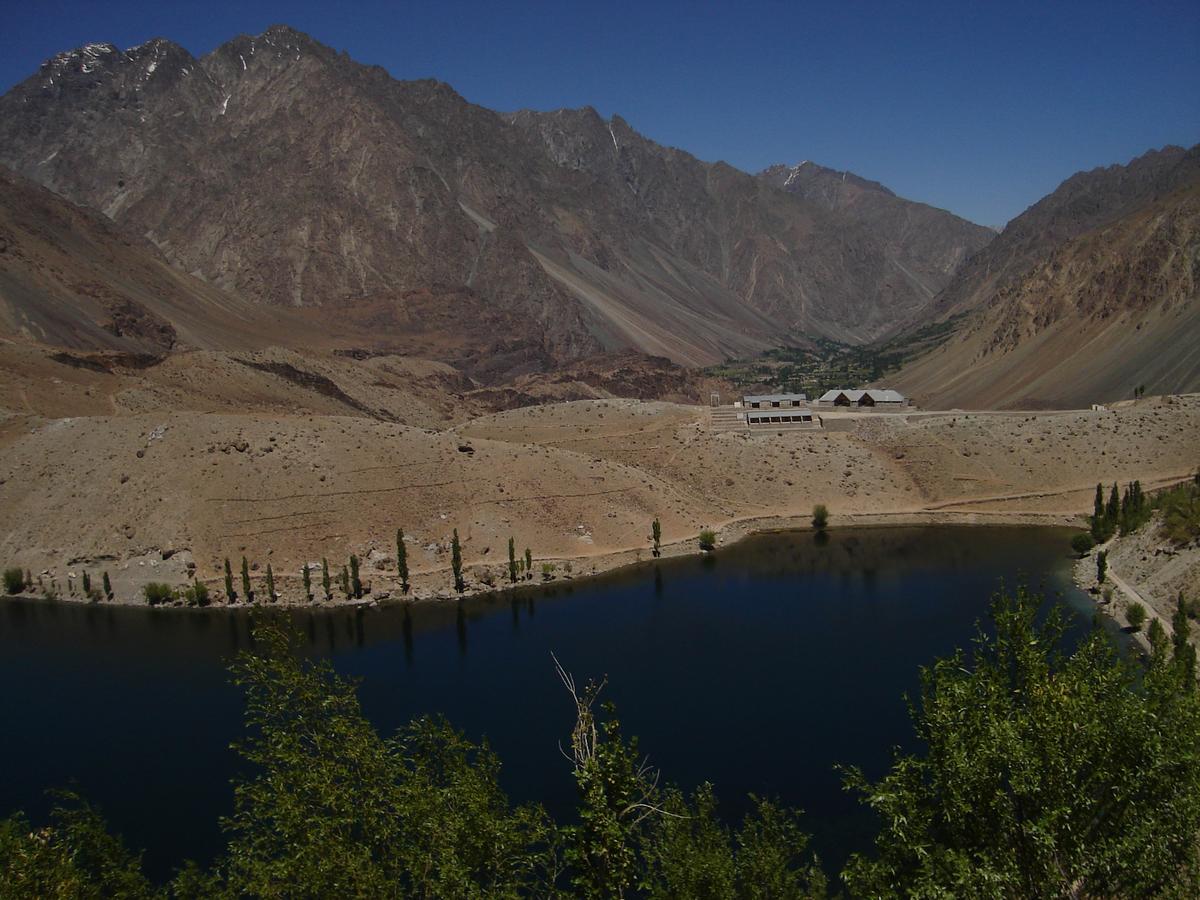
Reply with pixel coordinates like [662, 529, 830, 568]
[891, 177, 1200, 408]
[0, 26, 991, 370]
[0, 165, 294, 352]
[932, 145, 1200, 319]
[760, 160, 994, 331]
[0, 163, 629, 376]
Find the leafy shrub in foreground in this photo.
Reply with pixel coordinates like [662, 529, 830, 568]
[842, 587, 1200, 898]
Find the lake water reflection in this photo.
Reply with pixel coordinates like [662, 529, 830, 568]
[0, 525, 1112, 879]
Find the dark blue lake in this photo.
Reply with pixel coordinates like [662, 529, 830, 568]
[0, 525, 1113, 881]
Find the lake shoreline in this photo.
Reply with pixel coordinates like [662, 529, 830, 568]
[5, 509, 1087, 612]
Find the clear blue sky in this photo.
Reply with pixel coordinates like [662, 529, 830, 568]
[4, 0, 1198, 227]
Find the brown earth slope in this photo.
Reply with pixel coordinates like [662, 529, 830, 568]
[932, 145, 1199, 319]
[0, 165, 291, 352]
[0, 26, 991, 371]
[890, 149, 1200, 408]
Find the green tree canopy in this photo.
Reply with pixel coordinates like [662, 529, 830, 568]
[842, 586, 1200, 898]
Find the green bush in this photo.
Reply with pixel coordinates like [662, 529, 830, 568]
[812, 504, 829, 531]
[698, 529, 717, 551]
[143, 582, 174, 606]
[1157, 478, 1200, 547]
[1126, 602, 1147, 633]
[3, 568, 24, 595]
[1071, 532, 1095, 557]
[183, 580, 210, 607]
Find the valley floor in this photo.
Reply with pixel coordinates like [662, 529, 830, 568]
[1, 389, 1197, 607]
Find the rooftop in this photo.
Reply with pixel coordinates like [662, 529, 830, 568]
[818, 389, 906, 402]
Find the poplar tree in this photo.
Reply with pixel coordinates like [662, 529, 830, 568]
[102, 571, 113, 601]
[451, 530, 464, 593]
[1106, 482, 1120, 525]
[1172, 601, 1197, 684]
[525, 548, 533, 581]
[508, 538, 518, 584]
[242, 557, 254, 604]
[82, 572, 92, 595]
[265, 564, 276, 603]
[350, 555, 362, 599]
[652, 519, 662, 557]
[224, 558, 235, 602]
[321, 558, 332, 602]
[396, 529, 410, 594]
[302, 564, 313, 602]
[1097, 550, 1108, 584]
[340, 566, 351, 600]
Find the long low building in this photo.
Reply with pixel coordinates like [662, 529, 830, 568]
[745, 407, 816, 426]
[817, 389, 908, 408]
[741, 393, 808, 409]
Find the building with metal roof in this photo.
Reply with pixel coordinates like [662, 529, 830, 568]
[742, 393, 808, 409]
[817, 389, 908, 408]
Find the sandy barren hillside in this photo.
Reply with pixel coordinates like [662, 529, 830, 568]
[0, 391, 1195, 602]
[890, 147, 1200, 408]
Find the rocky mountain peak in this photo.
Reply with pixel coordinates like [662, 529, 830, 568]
[760, 160, 896, 199]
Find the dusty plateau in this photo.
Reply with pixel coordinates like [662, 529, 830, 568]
[1, 351, 1195, 606]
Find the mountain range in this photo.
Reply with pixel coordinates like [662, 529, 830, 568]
[0, 24, 1196, 406]
[0, 25, 991, 377]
